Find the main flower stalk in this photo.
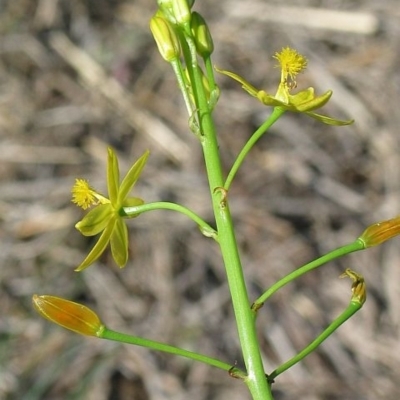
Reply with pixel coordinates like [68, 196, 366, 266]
[179, 30, 273, 400]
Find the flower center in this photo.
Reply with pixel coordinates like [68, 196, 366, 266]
[273, 47, 308, 89]
[71, 179, 109, 210]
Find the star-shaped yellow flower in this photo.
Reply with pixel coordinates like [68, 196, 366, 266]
[72, 147, 149, 271]
[216, 47, 353, 126]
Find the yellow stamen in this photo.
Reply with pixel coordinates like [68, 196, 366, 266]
[71, 179, 108, 210]
[273, 47, 308, 87]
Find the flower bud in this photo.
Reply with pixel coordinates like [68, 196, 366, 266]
[172, 0, 191, 25]
[33, 295, 105, 337]
[191, 12, 214, 57]
[150, 15, 180, 62]
[358, 216, 400, 248]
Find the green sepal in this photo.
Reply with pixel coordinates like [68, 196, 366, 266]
[123, 197, 144, 207]
[121, 197, 145, 218]
[75, 218, 117, 271]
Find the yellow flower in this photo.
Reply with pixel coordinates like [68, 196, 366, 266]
[33, 294, 105, 337]
[72, 147, 149, 271]
[216, 47, 353, 126]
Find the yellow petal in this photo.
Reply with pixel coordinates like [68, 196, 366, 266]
[287, 87, 315, 106]
[75, 218, 116, 271]
[292, 90, 332, 112]
[118, 150, 150, 204]
[110, 218, 129, 268]
[257, 90, 286, 107]
[305, 111, 354, 126]
[107, 147, 120, 205]
[75, 204, 113, 236]
[215, 67, 260, 98]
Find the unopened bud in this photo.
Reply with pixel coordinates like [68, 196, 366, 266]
[191, 12, 214, 57]
[33, 295, 105, 337]
[150, 15, 180, 62]
[172, 0, 191, 26]
[358, 216, 400, 248]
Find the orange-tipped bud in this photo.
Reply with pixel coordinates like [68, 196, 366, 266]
[358, 216, 400, 248]
[32, 295, 105, 337]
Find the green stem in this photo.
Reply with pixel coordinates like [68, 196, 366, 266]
[182, 30, 273, 400]
[100, 327, 235, 373]
[268, 301, 362, 381]
[170, 58, 194, 117]
[122, 201, 217, 240]
[204, 56, 216, 94]
[253, 239, 365, 308]
[224, 107, 285, 191]
[203, 55, 219, 110]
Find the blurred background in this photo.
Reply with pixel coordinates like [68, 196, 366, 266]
[1, 0, 400, 399]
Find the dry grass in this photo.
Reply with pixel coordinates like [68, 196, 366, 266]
[1, 0, 400, 399]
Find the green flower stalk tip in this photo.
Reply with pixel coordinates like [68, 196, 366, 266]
[33, 294, 105, 337]
[216, 47, 354, 126]
[72, 147, 149, 271]
[150, 15, 180, 62]
[191, 12, 214, 57]
[358, 216, 400, 248]
[269, 268, 365, 382]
